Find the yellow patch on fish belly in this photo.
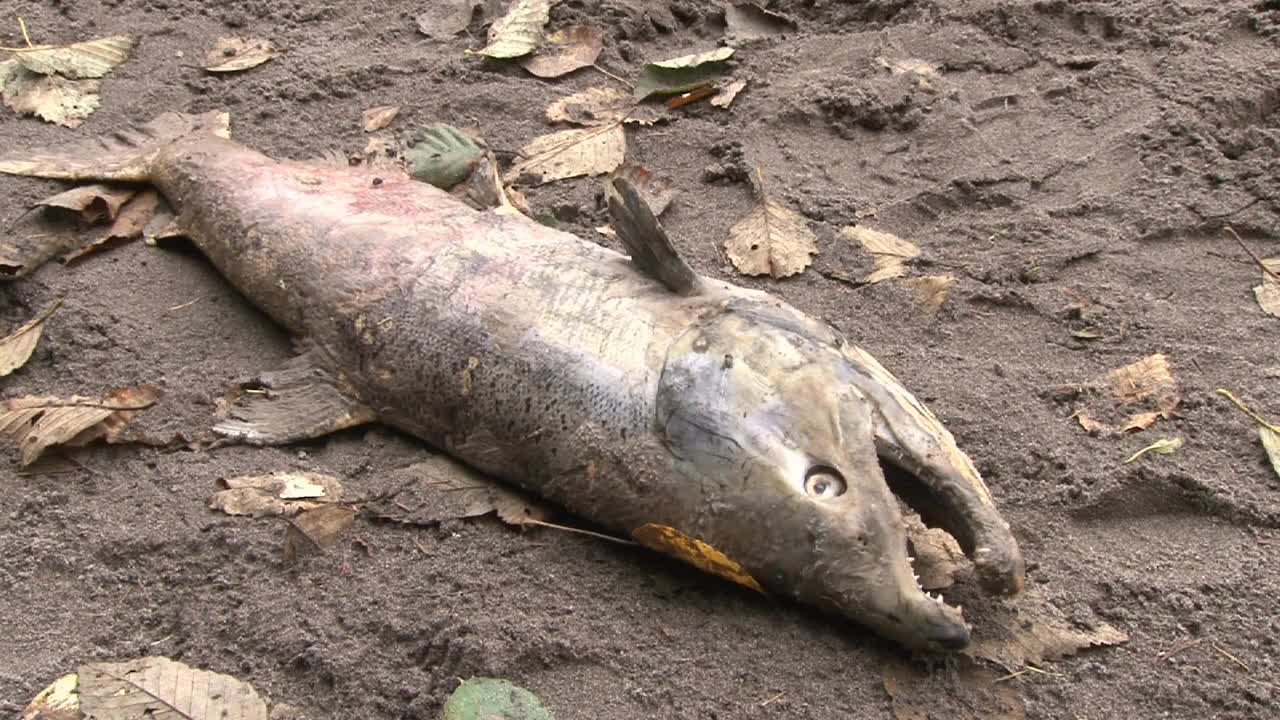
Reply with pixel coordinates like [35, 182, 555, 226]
[632, 523, 764, 593]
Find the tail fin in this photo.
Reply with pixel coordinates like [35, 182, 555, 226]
[0, 111, 229, 182]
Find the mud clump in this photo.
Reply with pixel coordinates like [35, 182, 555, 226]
[813, 74, 930, 135]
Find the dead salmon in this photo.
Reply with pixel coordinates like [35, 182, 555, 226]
[0, 112, 1023, 651]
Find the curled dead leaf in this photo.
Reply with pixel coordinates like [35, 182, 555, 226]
[504, 122, 626, 184]
[964, 585, 1129, 669]
[710, 79, 747, 108]
[204, 37, 278, 73]
[37, 183, 138, 224]
[0, 301, 60, 377]
[726, 181, 817, 278]
[843, 225, 920, 285]
[519, 24, 603, 78]
[632, 523, 764, 592]
[470, 0, 551, 59]
[0, 385, 159, 466]
[209, 471, 345, 517]
[1074, 354, 1179, 434]
[361, 105, 400, 132]
[63, 189, 163, 263]
[284, 504, 357, 564]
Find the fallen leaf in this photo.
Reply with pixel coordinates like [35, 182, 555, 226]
[20, 672, 78, 720]
[964, 585, 1128, 669]
[36, 183, 138, 224]
[904, 513, 966, 591]
[633, 47, 735, 100]
[726, 180, 818, 278]
[63, 189, 163, 263]
[204, 37, 278, 73]
[0, 301, 60, 378]
[544, 85, 662, 126]
[843, 225, 920, 285]
[442, 678, 553, 720]
[884, 657, 1024, 720]
[365, 455, 551, 528]
[710, 78, 747, 108]
[904, 273, 955, 313]
[632, 523, 764, 592]
[0, 60, 100, 127]
[505, 122, 626, 184]
[1074, 354, 1179, 434]
[0, 385, 159, 466]
[519, 24, 602, 78]
[404, 124, 488, 190]
[416, 0, 482, 40]
[724, 3, 798, 44]
[611, 162, 676, 216]
[11, 35, 133, 79]
[877, 56, 940, 79]
[1216, 388, 1280, 481]
[470, 0, 552, 59]
[361, 104, 400, 132]
[209, 471, 345, 517]
[1124, 436, 1184, 464]
[76, 656, 268, 719]
[284, 504, 357, 564]
[1254, 258, 1279, 318]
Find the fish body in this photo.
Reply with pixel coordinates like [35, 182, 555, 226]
[0, 112, 1024, 650]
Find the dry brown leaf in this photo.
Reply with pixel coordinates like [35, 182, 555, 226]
[209, 471, 344, 517]
[416, 0, 482, 40]
[519, 24, 603, 78]
[0, 301, 60, 378]
[884, 657, 1024, 720]
[1074, 354, 1179, 434]
[77, 656, 268, 720]
[1254, 258, 1279, 318]
[365, 455, 551, 527]
[632, 523, 764, 592]
[37, 183, 138, 224]
[204, 37, 278, 73]
[361, 105, 400, 132]
[0, 60, 100, 127]
[63, 189, 163, 263]
[11, 35, 133, 79]
[20, 672, 78, 720]
[0, 385, 159, 466]
[964, 585, 1129, 669]
[905, 273, 955, 314]
[843, 225, 920, 284]
[470, 0, 551, 59]
[544, 86, 662, 126]
[725, 196, 818, 278]
[905, 514, 966, 591]
[284, 504, 357, 564]
[710, 79, 747, 108]
[504, 122, 626, 184]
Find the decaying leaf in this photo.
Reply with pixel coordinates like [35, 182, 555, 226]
[63, 189, 164, 263]
[1074, 354, 1179, 434]
[404, 124, 488, 190]
[20, 671, 78, 720]
[724, 3, 798, 45]
[725, 180, 818, 278]
[884, 657, 1024, 720]
[710, 79, 747, 108]
[633, 47, 735, 100]
[37, 183, 138, 224]
[365, 455, 551, 528]
[75, 656, 269, 720]
[612, 163, 676, 216]
[964, 585, 1128, 669]
[442, 678, 553, 720]
[284, 504, 357, 563]
[505, 122, 626, 184]
[877, 56, 940, 79]
[904, 273, 955, 314]
[520, 24, 603, 78]
[416, 0, 482, 40]
[0, 385, 159, 466]
[1216, 388, 1280, 481]
[0, 61, 100, 128]
[843, 225, 921, 285]
[544, 85, 661, 126]
[11, 35, 133, 79]
[632, 523, 764, 592]
[470, 0, 552, 59]
[361, 105, 400, 132]
[1124, 436, 1184, 464]
[1254, 258, 1279, 318]
[204, 37, 278, 73]
[0, 301, 60, 378]
[209, 471, 345, 517]
[904, 513, 966, 591]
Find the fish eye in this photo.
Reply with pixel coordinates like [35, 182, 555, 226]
[804, 467, 846, 499]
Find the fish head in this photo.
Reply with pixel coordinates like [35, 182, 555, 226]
[655, 299, 1023, 651]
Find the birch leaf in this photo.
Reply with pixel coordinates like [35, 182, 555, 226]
[711, 79, 747, 108]
[416, 0, 482, 40]
[634, 47, 735, 100]
[1254, 258, 1279, 318]
[0, 301, 60, 377]
[204, 37, 277, 73]
[1075, 355, 1179, 435]
[361, 105, 400, 132]
[470, 0, 552, 59]
[11, 35, 133, 79]
[0, 385, 159, 466]
[78, 656, 268, 720]
[1, 62, 100, 128]
[520, 24, 603, 78]
[726, 197, 817, 278]
[209, 471, 345, 517]
[442, 678, 553, 720]
[843, 225, 920, 285]
[505, 122, 626, 184]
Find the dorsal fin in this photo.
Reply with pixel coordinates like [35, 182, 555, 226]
[606, 176, 701, 295]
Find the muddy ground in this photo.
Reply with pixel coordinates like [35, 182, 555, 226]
[1, 0, 1278, 718]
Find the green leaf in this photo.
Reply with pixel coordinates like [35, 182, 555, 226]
[442, 678, 553, 720]
[633, 47, 734, 100]
[469, 0, 551, 59]
[403, 124, 487, 190]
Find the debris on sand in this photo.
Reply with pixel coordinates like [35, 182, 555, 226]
[416, 0, 484, 40]
[964, 584, 1129, 669]
[904, 273, 955, 314]
[884, 656, 1024, 720]
[843, 225, 921, 285]
[633, 47, 734, 101]
[505, 122, 626, 184]
[1216, 389, 1280, 480]
[520, 24, 603, 78]
[723, 3, 798, 46]
[208, 471, 345, 517]
[361, 104, 400, 132]
[710, 79, 747, 108]
[0, 34, 132, 127]
[0, 385, 159, 466]
[545, 86, 663, 127]
[468, 0, 552, 59]
[204, 37, 277, 73]
[725, 168, 817, 278]
[0, 300, 59, 377]
[365, 455, 551, 528]
[283, 504, 357, 564]
[1071, 354, 1180, 434]
[443, 678, 553, 720]
[1124, 436, 1184, 464]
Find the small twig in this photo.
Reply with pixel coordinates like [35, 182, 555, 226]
[1209, 642, 1251, 672]
[590, 63, 633, 89]
[18, 16, 32, 47]
[1216, 388, 1280, 432]
[412, 537, 430, 555]
[1224, 226, 1280, 281]
[994, 668, 1031, 683]
[165, 299, 198, 312]
[760, 691, 785, 707]
[1156, 636, 1205, 662]
[521, 518, 637, 546]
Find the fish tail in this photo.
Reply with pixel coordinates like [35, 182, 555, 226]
[0, 111, 229, 182]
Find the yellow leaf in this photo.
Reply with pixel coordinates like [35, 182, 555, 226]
[505, 122, 626, 184]
[843, 225, 921, 285]
[632, 523, 764, 593]
[12, 35, 133, 79]
[0, 301, 59, 377]
[725, 197, 817, 278]
[470, 0, 551, 59]
[361, 105, 400, 132]
[204, 37, 277, 73]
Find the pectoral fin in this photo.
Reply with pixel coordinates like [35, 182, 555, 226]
[214, 350, 375, 445]
[606, 176, 701, 295]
